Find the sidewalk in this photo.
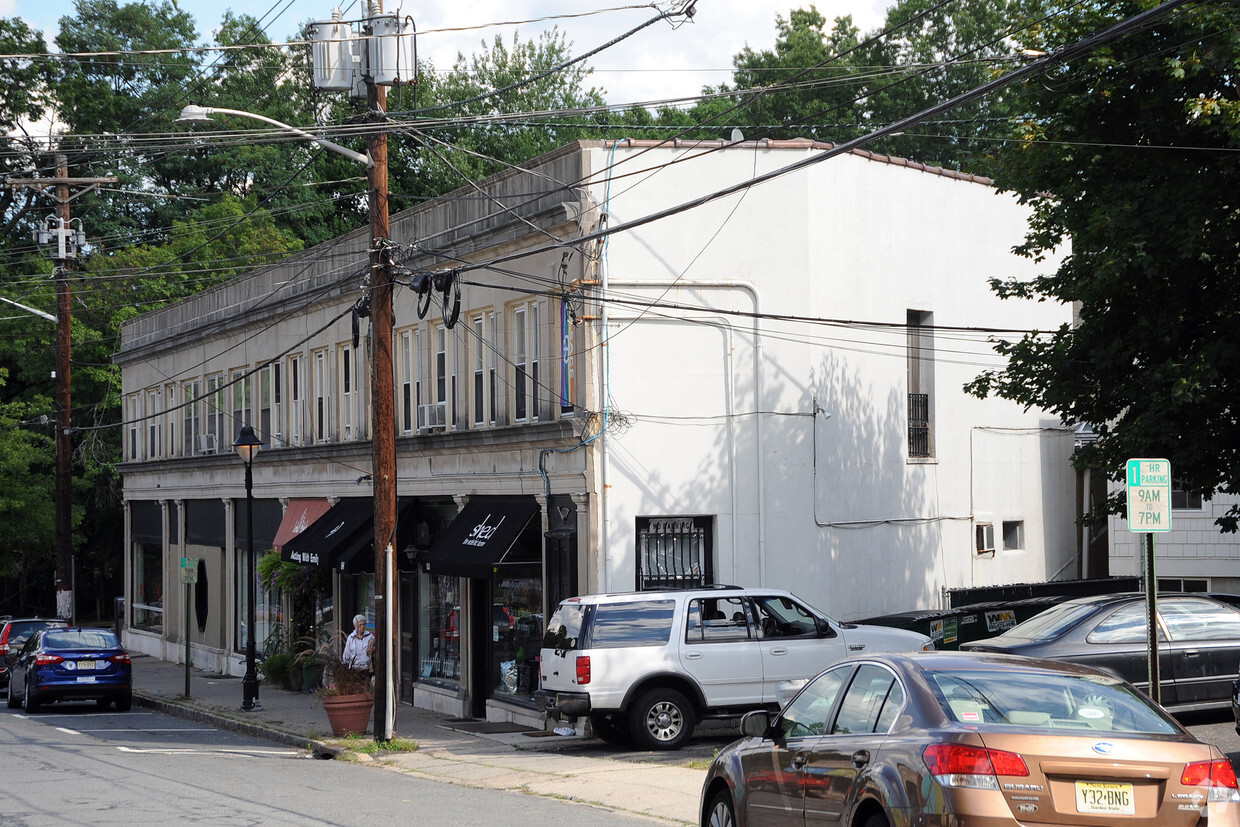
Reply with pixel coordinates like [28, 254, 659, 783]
[132, 654, 706, 825]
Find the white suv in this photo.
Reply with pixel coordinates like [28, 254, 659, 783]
[537, 586, 932, 749]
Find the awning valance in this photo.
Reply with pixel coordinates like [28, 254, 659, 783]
[417, 495, 539, 578]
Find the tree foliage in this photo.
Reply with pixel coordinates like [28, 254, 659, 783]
[966, 1, 1240, 528]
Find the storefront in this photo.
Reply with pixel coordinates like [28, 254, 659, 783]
[417, 495, 544, 716]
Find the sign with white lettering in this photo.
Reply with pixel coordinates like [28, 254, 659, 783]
[1126, 458, 1172, 534]
[179, 557, 198, 585]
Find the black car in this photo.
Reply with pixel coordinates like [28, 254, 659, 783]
[7, 627, 133, 712]
[962, 593, 1240, 712]
[0, 617, 69, 689]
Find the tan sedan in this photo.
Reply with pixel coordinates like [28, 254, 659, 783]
[699, 651, 1240, 826]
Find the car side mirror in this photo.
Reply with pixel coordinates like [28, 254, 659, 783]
[740, 709, 771, 738]
[818, 618, 836, 638]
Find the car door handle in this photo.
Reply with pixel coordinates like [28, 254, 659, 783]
[851, 750, 870, 769]
[792, 751, 809, 769]
[768, 647, 788, 656]
[685, 652, 703, 660]
[1182, 649, 1198, 658]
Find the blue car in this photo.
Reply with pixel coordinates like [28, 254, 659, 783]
[7, 628, 132, 712]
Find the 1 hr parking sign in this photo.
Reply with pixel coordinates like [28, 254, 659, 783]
[1126, 458, 1172, 533]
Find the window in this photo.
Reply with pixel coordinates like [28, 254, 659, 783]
[1160, 598, 1240, 642]
[472, 315, 486, 426]
[685, 597, 750, 642]
[833, 664, 899, 735]
[400, 331, 414, 434]
[531, 302, 541, 420]
[147, 389, 160, 458]
[514, 306, 528, 421]
[183, 380, 200, 456]
[1088, 603, 1167, 645]
[1157, 578, 1208, 593]
[976, 523, 995, 554]
[1002, 520, 1024, 551]
[258, 366, 273, 448]
[488, 312, 498, 423]
[339, 345, 354, 440]
[1171, 479, 1203, 510]
[289, 356, 302, 446]
[779, 666, 848, 739]
[204, 373, 225, 454]
[165, 384, 177, 457]
[435, 326, 447, 410]
[588, 600, 675, 648]
[231, 369, 251, 436]
[313, 350, 329, 443]
[907, 309, 934, 458]
[127, 394, 140, 461]
[636, 516, 713, 590]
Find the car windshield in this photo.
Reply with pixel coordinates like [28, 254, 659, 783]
[927, 668, 1179, 735]
[8, 620, 66, 647]
[43, 630, 120, 650]
[997, 601, 1099, 641]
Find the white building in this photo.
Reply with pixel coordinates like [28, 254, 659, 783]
[116, 139, 1077, 724]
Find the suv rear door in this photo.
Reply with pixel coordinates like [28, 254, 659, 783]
[679, 594, 763, 707]
[750, 594, 849, 703]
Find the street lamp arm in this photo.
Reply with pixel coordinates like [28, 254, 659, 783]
[0, 295, 56, 322]
[178, 105, 373, 168]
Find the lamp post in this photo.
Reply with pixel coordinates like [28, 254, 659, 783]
[233, 424, 263, 711]
[179, 102, 396, 738]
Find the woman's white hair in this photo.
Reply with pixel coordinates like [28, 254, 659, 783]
[353, 614, 367, 626]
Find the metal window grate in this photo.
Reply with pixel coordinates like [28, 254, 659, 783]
[908, 393, 930, 458]
[636, 517, 712, 590]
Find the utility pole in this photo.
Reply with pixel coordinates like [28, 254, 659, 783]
[9, 156, 115, 622]
[366, 34, 397, 744]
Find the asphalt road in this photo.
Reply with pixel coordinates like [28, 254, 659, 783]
[0, 703, 658, 826]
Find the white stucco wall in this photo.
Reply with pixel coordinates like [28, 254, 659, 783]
[589, 142, 1077, 619]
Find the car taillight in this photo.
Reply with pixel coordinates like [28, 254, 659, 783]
[575, 655, 591, 685]
[0, 644, 8, 656]
[1182, 760, 1240, 802]
[923, 743, 1028, 789]
[34, 654, 64, 666]
[108, 654, 131, 665]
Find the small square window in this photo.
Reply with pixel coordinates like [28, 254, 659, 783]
[975, 524, 995, 554]
[1002, 521, 1024, 551]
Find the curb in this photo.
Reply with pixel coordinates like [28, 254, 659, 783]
[134, 691, 337, 758]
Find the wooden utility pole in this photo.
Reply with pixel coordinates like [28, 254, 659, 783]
[8, 156, 115, 622]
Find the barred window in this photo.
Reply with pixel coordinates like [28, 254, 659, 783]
[636, 516, 713, 590]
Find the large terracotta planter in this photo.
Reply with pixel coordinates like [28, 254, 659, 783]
[322, 693, 374, 736]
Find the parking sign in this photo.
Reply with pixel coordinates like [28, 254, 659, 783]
[1125, 458, 1171, 533]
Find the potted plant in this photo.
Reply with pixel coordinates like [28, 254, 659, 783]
[298, 631, 374, 736]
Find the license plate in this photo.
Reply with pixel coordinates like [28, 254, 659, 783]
[1075, 781, 1134, 815]
[75, 676, 97, 683]
[76, 660, 100, 671]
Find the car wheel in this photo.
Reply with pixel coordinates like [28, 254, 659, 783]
[6, 684, 18, 709]
[23, 688, 40, 713]
[629, 688, 695, 750]
[95, 698, 113, 710]
[115, 693, 132, 712]
[860, 812, 889, 827]
[589, 712, 633, 746]
[704, 789, 735, 827]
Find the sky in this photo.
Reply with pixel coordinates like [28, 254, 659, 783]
[6, 0, 893, 106]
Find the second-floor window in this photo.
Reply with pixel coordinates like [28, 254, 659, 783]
[289, 356, 302, 446]
[400, 331, 414, 434]
[313, 350, 329, 443]
[340, 345, 354, 440]
[183, 380, 200, 456]
[205, 373, 225, 454]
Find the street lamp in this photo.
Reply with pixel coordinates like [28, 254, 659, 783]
[181, 101, 396, 739]
[233, 424, 263, 712]
[176, 105, 371, 167]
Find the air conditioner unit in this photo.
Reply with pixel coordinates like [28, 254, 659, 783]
[417, 402, 447, 430]
[975, 524, 995, 554]
[197, 433, 217, 454]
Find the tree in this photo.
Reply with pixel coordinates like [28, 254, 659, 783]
[966, 1, 1240, 528]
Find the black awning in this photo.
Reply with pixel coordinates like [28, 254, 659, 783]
[418, 496, 539, 579]
[281, 498, 371, 568]
[334, 499, 421, 574]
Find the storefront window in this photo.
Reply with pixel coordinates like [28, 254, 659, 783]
[350, 574, 375, 629]
[493, 547, 543, 702]
[235, 549, 281, 653]
[132, 542, 163, 631]
[418, 574, 460, 684]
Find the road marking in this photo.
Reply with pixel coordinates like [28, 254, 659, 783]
[55, 727, 81, 735]
[116, 746, 302, 757]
